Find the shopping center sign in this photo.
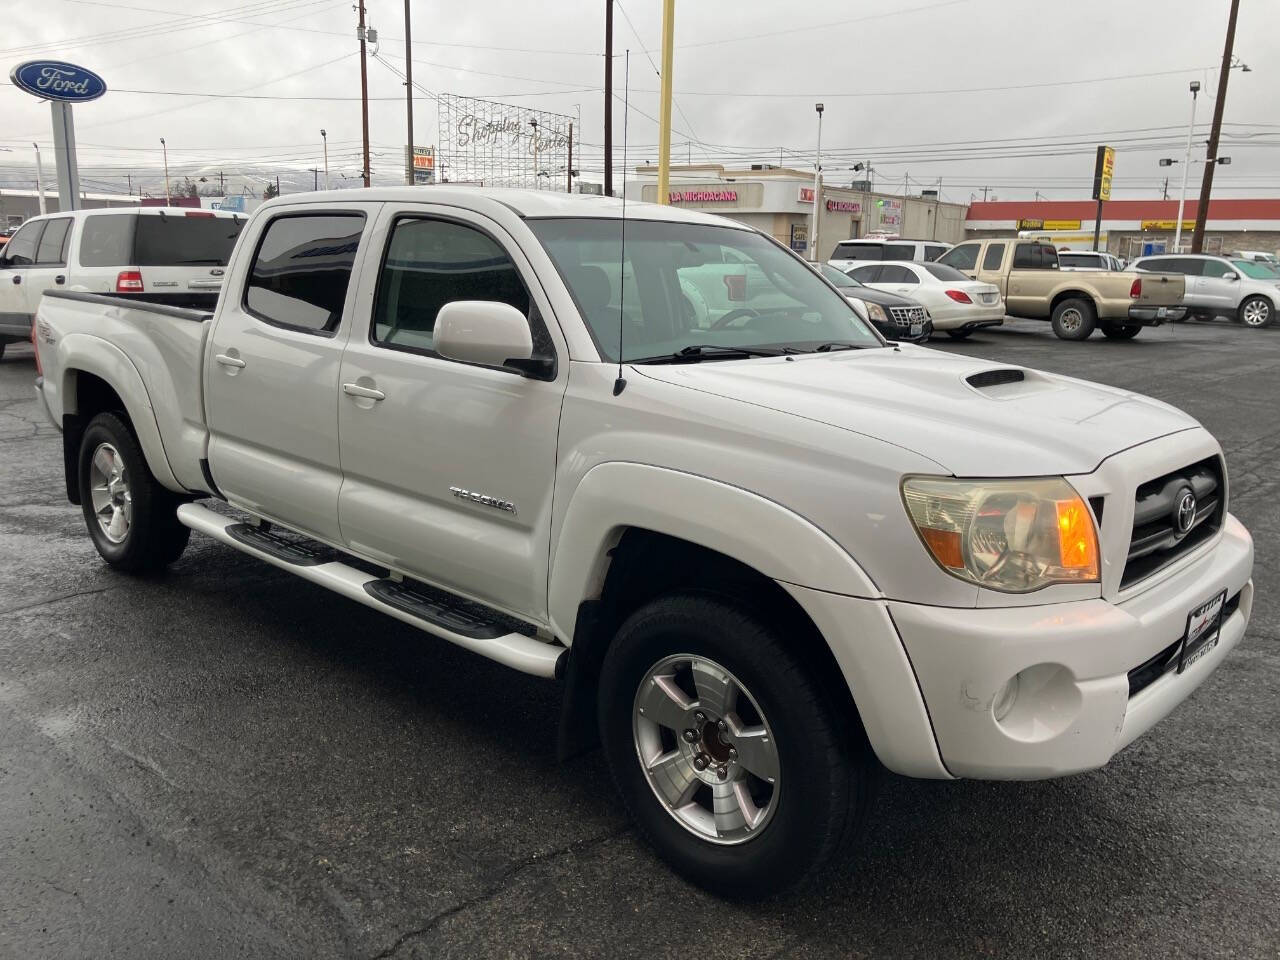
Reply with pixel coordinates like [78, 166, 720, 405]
[669, 189, 738, 203]
[826, 199, 860, 213]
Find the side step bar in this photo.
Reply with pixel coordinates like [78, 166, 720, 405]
[177, 503, 565, 679]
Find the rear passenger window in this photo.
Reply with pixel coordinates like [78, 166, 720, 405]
[244, 214, 364, 334]
[36, 218, 72, 264]
[924, 245, 947, 261]
[372, 217, 530, 354]
[982, 243, 1005, 270]
[832, 243, 882, 261]
[1012, 243, 1058, 270]
[78, 215, 135, 266]
[849, 265, 883, 283]
[878, 265, 917, 284]
[884, 244, 915, 260]
[938, 243, 979, 271]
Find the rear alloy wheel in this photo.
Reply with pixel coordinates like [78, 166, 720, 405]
[1101, 323, 1142, 340]
[598, 594, 873, 899]
[1051, 297, 1097, 340]
[1239, 295, 1274, 328]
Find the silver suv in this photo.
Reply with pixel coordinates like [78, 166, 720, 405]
[1129, 253, 1279, 328]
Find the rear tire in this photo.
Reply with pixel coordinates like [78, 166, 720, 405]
[945, 329, 971, 340]
[1051, 298, 1097, 340]
[597, 593, 874, 899]
[1238, 295, 1274, 328]
[78, 412, 190, 573]
[1101, 323, 1142, 340]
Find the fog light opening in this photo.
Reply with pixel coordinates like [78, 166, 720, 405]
[993, 675, 1020, 721]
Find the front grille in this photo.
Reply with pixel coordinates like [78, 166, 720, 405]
[888, 305, 927, 327]
[1120, 456, 1225, 588]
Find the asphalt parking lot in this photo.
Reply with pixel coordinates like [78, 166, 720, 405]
[2, 318, 1277, 960]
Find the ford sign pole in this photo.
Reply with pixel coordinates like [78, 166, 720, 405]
[9, 61, 107, 213]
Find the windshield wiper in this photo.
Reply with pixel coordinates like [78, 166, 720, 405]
[813, 341, 873, 352]
[630, 344, 790, 364]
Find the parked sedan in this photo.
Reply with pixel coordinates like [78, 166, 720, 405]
[846, 261, 1004, 339]
[1130, 253, 1278, 328]
[816, 263, 931, 343]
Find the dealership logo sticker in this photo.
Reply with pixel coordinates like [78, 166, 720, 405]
[9, 60, 107, 102]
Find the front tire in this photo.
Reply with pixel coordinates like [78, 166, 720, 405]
[78, 412, 190, 572]
[1238, 295, 1274, 328]
[1051, 298, 1097, 340]
[598, 594, 873, 898]
[1101, 323, 1142, 340]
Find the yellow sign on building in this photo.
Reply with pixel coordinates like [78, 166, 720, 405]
[1140, 220, 1196, 231]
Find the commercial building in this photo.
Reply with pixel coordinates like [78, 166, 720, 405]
[0, 189, 139, 229]
[625, 165, 967, 260]
[965, 199, 1280, 259]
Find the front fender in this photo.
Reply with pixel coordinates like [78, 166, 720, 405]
[55, 333, 182, 493]
[548, 461, 880, 641]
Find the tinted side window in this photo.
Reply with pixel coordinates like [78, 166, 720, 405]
[36, 218, 72, 264]
[1153, 257, 1203, 276]
[924, 245, 947, 261]
[938, 243, 979, 271]
[884, 244, 916, 260]
[134, 215, 244, 266]
[372, 217, 530, 354]
[833, 243, 883, 261]
[245, 214, 364, 334]
[1201, 259, 1236, 278]
[879, 265, 917, 284]
[981, 243, 1005, 270]
[1012, 243, 1058, 270]
[849, 265, 883, 283]
[1, 221, 44, 266]
[79, 215, 136, 267]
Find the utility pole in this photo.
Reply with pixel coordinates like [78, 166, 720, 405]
[1162, 177, 1169, 200]
[403, 0, 414, 186]
[276, 175, 281, 196]
[982, 185, 989, 202]
[310, 168, 320, 190]
[1175, 81, 1201, 251]
[321, 129, 329, 189]
[126, 172, 131, 195]
[1191, 0, 1239, 253]
[160, 137, 170, 204]
[567, 122, 574, 193]
[358, 0, 371, 187]
[810, 103, 823, 261]
[604, 0, 613, 196]
[655, 0, 675, 205]
[219, 170, 225, 194]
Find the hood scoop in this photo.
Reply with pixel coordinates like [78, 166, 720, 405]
[966, 368, 1025, 389]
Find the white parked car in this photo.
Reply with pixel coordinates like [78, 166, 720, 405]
[846, 260, 1004, 339]
[827, 238, 951, 271]
[32, 189, 1254, 897]
[0, 207, 244, 358]
[1058, 251, 1125, 272]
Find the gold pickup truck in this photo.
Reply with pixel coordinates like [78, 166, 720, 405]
[937, 239, 1187, 340]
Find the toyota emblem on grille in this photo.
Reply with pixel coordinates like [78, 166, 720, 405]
[1174, 488, 1197, 535]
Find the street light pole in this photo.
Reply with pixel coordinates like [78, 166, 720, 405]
[403, 0, 414, 186]
[655, 0, 675, 205]
[321, 129, 329, 190]
[1174, 81, 1200, 252]
[811, 103, 824, 262]
[1191, 0, 1241, 253]
[357, 0, 371, 187]
[33, 143, 46, 215]
[160, 137, 170, 205]
[530, 119, 539, 189]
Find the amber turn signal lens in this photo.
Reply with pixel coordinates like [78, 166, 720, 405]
[1056, 498, 1099, 578]
[921, 527, 964, 569]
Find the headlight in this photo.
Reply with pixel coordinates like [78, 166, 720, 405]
[863, 301, 888, 322]
[902, 477, 1099, 592]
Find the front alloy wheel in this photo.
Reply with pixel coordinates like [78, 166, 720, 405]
[1239, 296, 1273, 328]
[634, 654, 780, 844]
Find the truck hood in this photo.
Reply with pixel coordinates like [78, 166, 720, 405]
[634, 345, 1198, 477]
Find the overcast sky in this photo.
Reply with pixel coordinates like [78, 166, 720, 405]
[2, 0, 1278, 201]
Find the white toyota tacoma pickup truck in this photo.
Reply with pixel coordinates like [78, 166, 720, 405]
[32, 189, 1255, 898]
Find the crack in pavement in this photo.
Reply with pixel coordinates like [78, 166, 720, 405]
[0, 584, 116, 617]
[366, 824, 631, 960]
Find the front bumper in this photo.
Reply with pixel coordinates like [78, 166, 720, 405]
[1129, 304, 1189, 326]
[889, 513, 1253, 779]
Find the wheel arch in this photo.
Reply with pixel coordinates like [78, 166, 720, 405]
[56, 335, 181, 499]
[1049, 289, 1098, 314]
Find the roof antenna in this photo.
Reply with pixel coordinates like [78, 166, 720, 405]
[612, 48, 631, 397]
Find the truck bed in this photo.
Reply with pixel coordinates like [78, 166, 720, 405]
[36, 290, 214, 495]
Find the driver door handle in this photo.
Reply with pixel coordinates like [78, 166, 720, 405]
[55, 275, 66, 284]
[214, 353, 246, 368]
[11, 275, 19, 285]
[342, 382, 385, 401]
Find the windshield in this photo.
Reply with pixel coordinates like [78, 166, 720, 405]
[922, 263, 971, 282]
[819, 263, 861, 288]
[529, 218, 883, 361]
[1233, 259, 1280, 280]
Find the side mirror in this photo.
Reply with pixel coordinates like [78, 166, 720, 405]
[1224, 272, 1239, 281]
[435, 300, 543, 376]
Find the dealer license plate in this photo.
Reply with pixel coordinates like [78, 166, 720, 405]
[909, 322, 922, 337]
[1179, 589, 1227, 673]
[981, 293, 998, 304]
[1157, 306, 1169, 319]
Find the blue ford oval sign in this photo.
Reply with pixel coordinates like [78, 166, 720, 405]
[9, 60, 107, 102]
